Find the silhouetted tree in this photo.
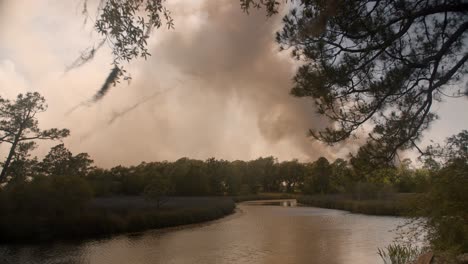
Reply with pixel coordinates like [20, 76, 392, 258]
[246, 0, 468, 160]
[329, 158, 351, 193]
[350, 142, 394, 182]
[0, 93, 69, 182]
[6, 142, 40, 183]
[304, 157, 332, 194]
[279, 159, 306, 193]
[40, 144, 94, 177]
[425, 129, 468, 163]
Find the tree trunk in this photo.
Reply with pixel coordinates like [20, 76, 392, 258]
[0, 132, 21, 182]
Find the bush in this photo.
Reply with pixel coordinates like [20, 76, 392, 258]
[422, 159, 468, 252]
[4, 175, 93, 217]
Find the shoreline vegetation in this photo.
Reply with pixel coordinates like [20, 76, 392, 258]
[0, 196, 236, 244]
[296, 193, 417, 216]
[0, 192, 410, 244]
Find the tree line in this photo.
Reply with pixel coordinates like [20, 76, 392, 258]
[0, 92, 453, 199]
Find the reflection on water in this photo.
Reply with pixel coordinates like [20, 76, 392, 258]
[0, 200, 404, 264]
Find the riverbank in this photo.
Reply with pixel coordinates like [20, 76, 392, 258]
[297, 194, 417, 216]
[0, 196, 235, 243]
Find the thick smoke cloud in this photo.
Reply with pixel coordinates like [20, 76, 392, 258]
[76, 0, 337, 165]
[1, 0, 465, 167]
[0, 0, 347, 167]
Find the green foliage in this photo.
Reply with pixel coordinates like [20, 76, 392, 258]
[3, 175, 93, 217]
[143, 172, 170, 208]
[424, 130, 468, 164]
[78, 153, 432, 200]
[350, 142, 395, 182]
[378, 243, 423, 264]
[278, 159, 306, 193]
[87, 168, 122, 196]
[303, 157, 333, 194]
[423, 159, 468, 252]
[329, 158, 351, 193]
[40, 144, 94, 177]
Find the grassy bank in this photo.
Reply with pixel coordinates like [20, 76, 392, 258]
[297, 194, 417, 216]
[0, 197, 235, 243]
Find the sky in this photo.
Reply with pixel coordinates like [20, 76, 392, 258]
[0, 0, 467, 168]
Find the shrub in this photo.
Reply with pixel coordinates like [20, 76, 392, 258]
[422, 159, 468, 252]
[378, 243, 423, 264]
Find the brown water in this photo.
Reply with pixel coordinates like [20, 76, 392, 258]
[0, 200, 404, 264]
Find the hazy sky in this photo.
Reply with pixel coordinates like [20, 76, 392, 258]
[0, 0, 467, 167]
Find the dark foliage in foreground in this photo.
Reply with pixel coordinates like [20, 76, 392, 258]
[0, 190, 234, 243]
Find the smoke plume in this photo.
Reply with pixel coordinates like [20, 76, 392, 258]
[66, 66, 121, 115]
[64, 0, 340, 166]
[1, 0, 350, 167]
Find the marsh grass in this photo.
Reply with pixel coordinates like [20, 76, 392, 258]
[297, 194, 416, 216]
[0, 197, 235, 243]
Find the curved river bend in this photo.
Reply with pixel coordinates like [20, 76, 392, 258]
[0, 200, 404, 264]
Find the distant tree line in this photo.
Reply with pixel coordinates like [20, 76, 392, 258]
[2, 141, 434, 198]
[82, 153, 433, 198]
[0, 94, 446, 201]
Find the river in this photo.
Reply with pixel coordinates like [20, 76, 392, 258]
[0, 200, 404, 264]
